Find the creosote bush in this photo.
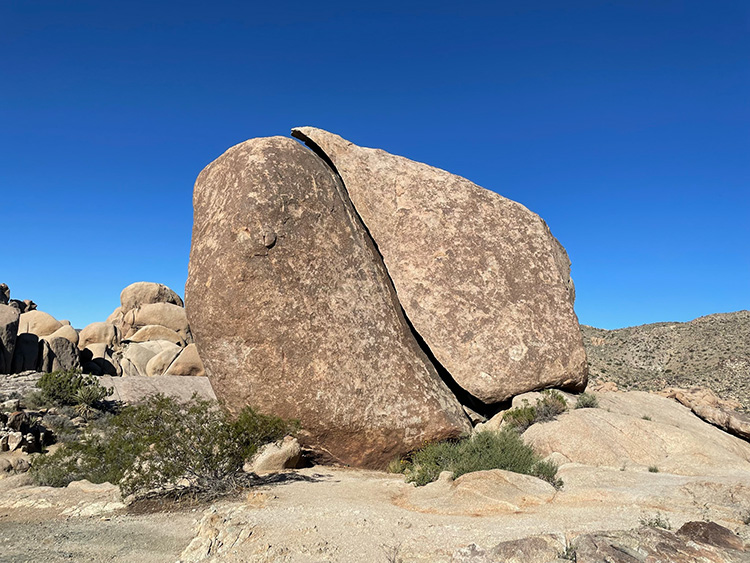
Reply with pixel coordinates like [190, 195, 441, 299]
[31, 369, 112, 411]
[32, 394, 298, 500]
[399, 429, 562, 489]
[574, 392, 599, 409]
[504, 389, 568, 432]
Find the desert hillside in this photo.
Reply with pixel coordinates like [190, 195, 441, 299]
[583, 311, 750, 411]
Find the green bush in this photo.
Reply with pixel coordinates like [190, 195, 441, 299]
[35, 369, 112, 409]
[400, 430, 562, 489]
[503, 390, 568, 432]
[574, 392, 599, 409]
[32, 394, 298, 500]
[535, 390, 568, 422]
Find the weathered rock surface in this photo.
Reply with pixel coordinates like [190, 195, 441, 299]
[397, 469, 557, 516]
[125, 324, 184, 346]
[292, 127, 587, 404]
[0, 284, 9, 305]
[120, 281, 184, 312]
[248, 436, 302, 473]
[17, 310, 62, 338]
[78, 322, 120, 350]
[120, 340, 180, 377]
[99, 375, 216, 404]
[523, 391, 750, 475]
[10, 334, 39, 373]
[162, 343, 205, 377]
[145, 347, 182, 377]
[661, 386, 750, 441]
[123, 302, 190, 341]
[0, 304, 20, 374]
[38, 336, 82, 373]
[44, 324, 79, 347]
[80, 343, 120, 376]
[186, 136, 470, 468]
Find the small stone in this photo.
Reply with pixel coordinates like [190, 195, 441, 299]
[11, 456, 30, 472]
[7, 431, 23, 451]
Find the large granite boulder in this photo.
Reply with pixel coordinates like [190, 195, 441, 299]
[120, 281, 184, 312]
[0, 304, 20, 374]
[38, 336, 82, 373]
[11, 333, 39, 373]
[122, 302, 190, 341]
[79, 322, 120, 350]
[0, 284, 9, 305]
[162, 343, 205, 377]
[186, 136, 470, 468]
[292, 127, 587, 404]
[17, 310, 62, 338]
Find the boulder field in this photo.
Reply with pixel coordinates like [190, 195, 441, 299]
[0, 282, 205, 380]
[186, 128, 588, 468]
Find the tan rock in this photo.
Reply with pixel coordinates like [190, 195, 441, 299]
[292, 127, 587, 404]
[125, 324, 185, 346]
[120, 341, 179, 377]
[523, 391, 750, 476]
[123, 303, 190, 340]
[396, 468, 556, 515]
[163, 343, 205, 377]
[661, 387, 750, 441]
[44, 324, 79, 347]
[78, 322, 120, 350]
[120, 282, 184, 311]
[186, 136, 470, 468]
[17, 310, 62, 338]
[80, 343, 120, 376]
[100, 374, 216, 404]
[248, 436, 302, 473]
[145, 346, 181, 377]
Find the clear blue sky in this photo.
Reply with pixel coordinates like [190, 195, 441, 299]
[1, 1, 748, 330]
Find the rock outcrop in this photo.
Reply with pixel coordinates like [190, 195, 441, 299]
[186, 136, 471, 468]
[0, 305, 19, 374]
[292, 127, 587, 404]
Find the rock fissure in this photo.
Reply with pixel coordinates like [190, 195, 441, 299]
[292, 130, 489, 418]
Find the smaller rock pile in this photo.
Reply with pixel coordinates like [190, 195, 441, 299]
[0, 282, 205, 379]
[0, 398, 56, 474]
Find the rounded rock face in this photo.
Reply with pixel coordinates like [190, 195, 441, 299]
[120, 282, 184, 311]
[186, 136, 470, 469]
[17, 310, 62, 338]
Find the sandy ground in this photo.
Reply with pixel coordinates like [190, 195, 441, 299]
[3, 463, 748, 563]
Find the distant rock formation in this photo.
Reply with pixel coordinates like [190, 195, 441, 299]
[186, 129, 588, 468]
[0, 282, 205, 379]
[582, 311, 750, 410]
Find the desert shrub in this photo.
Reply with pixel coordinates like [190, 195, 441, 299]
[32, 394, 298, 500]
[401, 430, 562, 489]
[574, 392, 599, 409]
[639, 512, 671, 530]
[535, 390, 568, 422]
[503, 390, 568, 432]
[648, 465, 659, 473]
[35, 369, 112, 409]
[503, 403, 538, 433]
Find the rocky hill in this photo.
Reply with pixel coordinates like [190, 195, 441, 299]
[582, 311, 750, 411]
